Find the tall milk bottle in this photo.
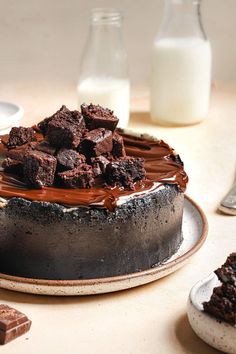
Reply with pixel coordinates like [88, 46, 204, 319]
[151, 0, 212, 126]
[77, 9, 130, 128]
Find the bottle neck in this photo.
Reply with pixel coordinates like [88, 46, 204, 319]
[79, 9, 128, 80]
[158, 0, 207, 39]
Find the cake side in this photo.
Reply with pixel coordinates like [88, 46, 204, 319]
[0, 184, 183, 280]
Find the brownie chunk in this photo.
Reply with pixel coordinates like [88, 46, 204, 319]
[203, 253, 236, 325]
[2, 158, 23, 176]
[7, 127, 36, 149]
[91, 155, 110, 177]
[37, 105, 70, 136]
[58, 165, 94, 188]
[203, 285, 236, 325]
[105, 157, 146, 189]
[215, 253, 236, 286]
[0, 304, 31, 345]
[57, 149, 85, 171]
[112, 132, 126, 158]
[81, 103, 118, 131]
[42, 105, 86, 149]
[33, 140, 56, 156]
[23, 150, 57, 188]
[6, 144, 31, 162]
[81, 128, 113, 158]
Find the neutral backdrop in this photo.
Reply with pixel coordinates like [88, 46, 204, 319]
[0, 0, 236, 87]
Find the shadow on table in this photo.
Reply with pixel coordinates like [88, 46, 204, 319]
[175, 314, 223, 354]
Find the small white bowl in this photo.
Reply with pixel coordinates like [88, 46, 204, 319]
[187, 273, 236, 353]
[0, 101, 24, 134]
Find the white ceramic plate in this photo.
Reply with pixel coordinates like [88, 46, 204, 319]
[187, 273, 236, 353]
[0, 101, 24, 134]
[0, 195, 208, 296]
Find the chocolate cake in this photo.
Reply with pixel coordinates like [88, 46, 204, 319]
[0, 104, 188, 280]
[203, 253, 236, 325]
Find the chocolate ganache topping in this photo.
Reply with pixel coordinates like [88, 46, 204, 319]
[0, 104, 188, 211]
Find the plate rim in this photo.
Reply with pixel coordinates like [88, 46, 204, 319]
[0, 195, 208, 288]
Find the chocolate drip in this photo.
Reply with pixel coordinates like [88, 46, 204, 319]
[0, 132, 188, 211]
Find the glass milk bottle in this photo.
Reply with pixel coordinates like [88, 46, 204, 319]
[150, 0, 212, 126]
[77, 9, 130, 128]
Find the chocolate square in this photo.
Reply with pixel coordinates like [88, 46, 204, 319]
[0, 304, 31, 345]
[81, 128, 113, 158]
[23, 150, 57, 188]
[81, 103, 118, 131]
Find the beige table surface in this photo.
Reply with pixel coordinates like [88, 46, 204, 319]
[0, 82, 235, 354]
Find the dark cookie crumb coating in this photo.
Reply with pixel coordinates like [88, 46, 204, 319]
[0, 185, 184, 280]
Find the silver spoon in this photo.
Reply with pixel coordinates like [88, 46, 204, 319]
[219, 183, 236, 215]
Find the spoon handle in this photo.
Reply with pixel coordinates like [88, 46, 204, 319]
[219, 183, 236, 215]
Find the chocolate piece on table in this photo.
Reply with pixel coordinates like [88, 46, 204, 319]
[23, 150, 57, 188]
[2, 158, 23, 176]
[0, 304, 31, 345]
[112, 132, 126, 158]
[46, 108, 86, 149]
[58, 164, 94, 188]
[7, 127, 36, 149]
[105, 157, 146, 189]
[33, 140, 57, 156]
[81, 128, 113, 158]
[81, 103, 118, 131]
[57, 149, 86, 171]
[91, 155, 110, 177]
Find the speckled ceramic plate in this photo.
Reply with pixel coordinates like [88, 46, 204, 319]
[187, 273, 236, 353]
[0, 195, 207, 296]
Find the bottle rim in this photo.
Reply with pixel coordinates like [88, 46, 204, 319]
[90, 8, 123, 24]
